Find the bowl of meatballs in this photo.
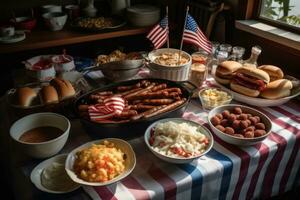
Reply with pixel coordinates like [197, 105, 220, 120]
[208, 104, 272, 146]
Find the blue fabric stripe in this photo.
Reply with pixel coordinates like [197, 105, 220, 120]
[177, 163, 203, 200]
[206, 149, 233, 200]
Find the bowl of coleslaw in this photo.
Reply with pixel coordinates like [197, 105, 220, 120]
[144, 118, 213, 164]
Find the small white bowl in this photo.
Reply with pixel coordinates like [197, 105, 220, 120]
[51, 55, 75, 72]
[65, 138, 136, 186]
[30, 154, 80, 193]
[42, 12, 67, 31]
[208, 104, 272, 146]
[10, 112, 70, 158]
[144, 118, 214, 164]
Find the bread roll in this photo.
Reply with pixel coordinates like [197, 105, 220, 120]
[230, 81, 260, 97]
[258, 65, 284, 81]
[17, 87, 37, 107]
[260, 79, 293, 99]
[50, 78, 75, 100]
[215, 61, 242, 85]
[41, 85, 59, 104]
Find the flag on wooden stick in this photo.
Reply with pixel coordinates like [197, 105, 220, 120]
[146, 16, 169, 49]
[182, 14, 212, 54]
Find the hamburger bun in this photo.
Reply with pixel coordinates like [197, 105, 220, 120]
[236, 67, 270, 84]
[215, 61, 242, 85]
[17, 87, 37, 107]
[258, 65, 284, 81]
[230, 81, 260, 97]
[50, 78, 75, 100]
[260, 79, 293, 99]
[41, 85, 59, 104]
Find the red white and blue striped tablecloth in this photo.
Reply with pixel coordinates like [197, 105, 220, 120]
[74, 78, 300, 200]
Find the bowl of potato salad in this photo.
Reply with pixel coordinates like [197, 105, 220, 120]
[144, 118, 213, 164]
[65, 138, 136, 186]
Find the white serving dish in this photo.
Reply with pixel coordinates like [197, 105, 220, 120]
[213, 75, 300, 107]
[30, 154, 80, 193]
[10, 112, 70, 158]
[65, 138, 136, 186]
[144, 118, 214, 164]
[208, 104, 272, 146]
[42, 12, 67, 31]
[147, 48, 192, 81]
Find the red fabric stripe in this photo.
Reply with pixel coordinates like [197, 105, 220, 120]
[148, 165, 177, 200]
[184, 30, 211, 49]
[122, 176, 151, 200]
[152, 29, 167, 44]
[285, 100, 300, 112]
[154, 32, 167, 49]
[246, 143, 270, 200]
[147, 25, 160, 39]
[279, 135, 300, 193]
[183, 32, 211, 50]
[271, 106, 300, 123]
[183, 37, 211, 54]
[94, 186, 118, 200]
[261, 133, 287, 198]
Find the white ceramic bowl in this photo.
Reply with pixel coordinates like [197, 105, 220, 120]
[42, 12, 67, 31]
[51, 55, 75, 72]
[208, 104, 272, 146]
[10, 112, 70, 158]
[126, 5, 160, 27]
[65, 138, 136, 186]
[30, 154, 80, 193]
[24, 55, 56, 81]
[144, 118, 214, 164]
[147, 48, 192, 81]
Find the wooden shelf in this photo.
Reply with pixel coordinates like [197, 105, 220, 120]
[0, 26, 150, 54]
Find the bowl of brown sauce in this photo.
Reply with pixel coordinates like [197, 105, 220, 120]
[10, 112, 70, 158]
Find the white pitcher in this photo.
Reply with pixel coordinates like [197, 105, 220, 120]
[111, 0, 130, 15]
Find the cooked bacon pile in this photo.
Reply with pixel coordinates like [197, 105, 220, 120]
[78, 80, 187, 123]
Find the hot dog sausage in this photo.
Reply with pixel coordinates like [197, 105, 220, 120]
[114, 110, 138, 119]
[143, 98, 186, 118]
[141, 99, 174, 105]
[151, 83, 167, 92]
[124, 84, 155, 100]
[130, 105, 166, 121]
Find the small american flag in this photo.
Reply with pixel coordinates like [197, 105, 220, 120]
[183, 14, 212, 54]
[146, 16, 168, 49]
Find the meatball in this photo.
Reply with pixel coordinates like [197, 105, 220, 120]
[221, 119, 229, 127]
[244, 131, 254, 138]
[232, 120, 241, 130]
[225, 127, 235, 135]
[240, 120, 249, 129]
[233, 107, 242, 114]
[222, 110, 231, 119]
[255, 123, 266, 130]
[228, 114, 237, 123]
[216, 113, 223, 120]
[216, 125, 225, 132]
[238, 114, 248, 120]
[211, 116, 221, 126]
[254, 129, 266, 137]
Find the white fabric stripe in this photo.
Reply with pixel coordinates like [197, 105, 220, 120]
[107, 182, 135, 200]
[147, 26, 160, 39]
[238, 146, 262, 200]
[285, 149, 300, 192]
[153, 32, 167, 48]
[196, 28, 211, 45]
[213, 142, 241, 200]
[183, 37, 211, 53]
[184, 30, 211, 49]
[261, 107, 297, 196]
[157, 163, 192, 200]
[132, 172, 165, 200]
[197, 155, 223, 200]
[253, 138, 278, 198]
[183, 33, 210, 50]
[83, 186, 102, 200]
[152, 29, 166, 43]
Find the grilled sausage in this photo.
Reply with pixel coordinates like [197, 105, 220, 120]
[141, 99, 174, 105]
[130, 105, 167, 121]
[151, 83, 167, 92]
[124, 84, 155, 100]
[114, 110, 138, 119]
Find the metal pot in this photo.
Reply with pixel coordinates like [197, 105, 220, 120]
[74, 78, 196, 140]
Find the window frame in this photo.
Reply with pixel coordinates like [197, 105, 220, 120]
[241, 0, 300, 34]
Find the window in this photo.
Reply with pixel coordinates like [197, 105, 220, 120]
[259, 0, 300, 32]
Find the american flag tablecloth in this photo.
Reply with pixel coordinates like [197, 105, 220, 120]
[80, 79, 300, 200]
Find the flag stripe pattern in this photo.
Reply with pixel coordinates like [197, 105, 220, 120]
[183, 14, 212, 54]
[146, 16, 168, 49]
[67, 78, 299, 200]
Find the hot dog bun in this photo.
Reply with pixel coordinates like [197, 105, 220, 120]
[50, 78, 75, 100]
[17, 87, 37, 107]
[260, 79, 293, 99]
[40, 85, 59, 104]
[215, 61, 242, 85]
[230, 80, 260, 97]
[258, 65, 284, 81]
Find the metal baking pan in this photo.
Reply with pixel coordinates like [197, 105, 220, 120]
[74, 78, 197, 140]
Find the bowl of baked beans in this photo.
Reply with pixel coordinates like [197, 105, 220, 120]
[208, 104, 272, 146]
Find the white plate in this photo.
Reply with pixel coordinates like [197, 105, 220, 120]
[30, 154, 80, 194]
[0, 32, 26, 43]
[212, 75, 300, 107]
[65, 138, 136, 186]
